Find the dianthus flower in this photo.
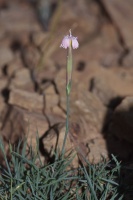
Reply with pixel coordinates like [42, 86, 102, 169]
[60, 30, 79, 49]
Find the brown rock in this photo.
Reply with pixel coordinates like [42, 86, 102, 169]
[101, 0, 133, 48]
[111, 67, 133, 84]
[0, 3, 41, 33]
[54, 68, 110, 163]
[0, 47, 14, 67]
[0, 96, 6, 113]
[71, 91, 107, 132]
[109, 96, 133, 143]
[0, 68, 3, 78]
[23, 111, 49, 146]
[9, 89, 44, 113]
[45, 113, 65, 127]
[0, 105, 49, 154]
[90, 66, 133, 106]
[42, 123, 79, 168]
[68, 121, 108, 164]
[43, 84, 65, 125]
[9, 68, 34, 91]
[0, 29, 5, 40]
[86, 23, 122, 67]
[42, 119, 109, 165]
[55, 68, 107, 132]
[58, 0, 100, 40]
[0, 106, 26, 144]
[54, 66, 114, 163]
[0, 96, 6, 129]
[70, 116, 102, 144]
[55, 61, 133, 110]
[0, 78, 8, 91]
[91, 76, 116, 106]
[7, 54, 24, 77]
[22, 45, 40, 70]
[123, 49, 133, 67]
[34, 61, 57, 83]
[87, 137, 108, 163]
[32, 32, 48, 48]
[44, 84, 59, 113]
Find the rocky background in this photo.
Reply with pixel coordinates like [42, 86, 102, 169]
[0, 0, 133, 166]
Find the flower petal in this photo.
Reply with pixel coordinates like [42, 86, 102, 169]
[71, 37, 79, 49]
[60, 35, 70, 49]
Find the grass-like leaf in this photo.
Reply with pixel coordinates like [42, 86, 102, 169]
[0, 139, 132, 199]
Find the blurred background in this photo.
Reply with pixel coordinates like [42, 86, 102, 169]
[1, 0, 133, 166]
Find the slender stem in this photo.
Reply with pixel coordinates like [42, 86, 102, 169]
[62, 91, 70, 156]
[61, 44, 72, 156]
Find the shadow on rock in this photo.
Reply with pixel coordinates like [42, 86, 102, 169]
[102, 96, 133, 199]
[102, 96, 133, 161]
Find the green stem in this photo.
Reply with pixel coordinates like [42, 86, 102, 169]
[62, 91, 70, 156]
[61, 44, 72, 156]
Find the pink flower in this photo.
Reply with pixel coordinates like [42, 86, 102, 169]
[60, 30, 79, 49]
[71, 37, 79, 49]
